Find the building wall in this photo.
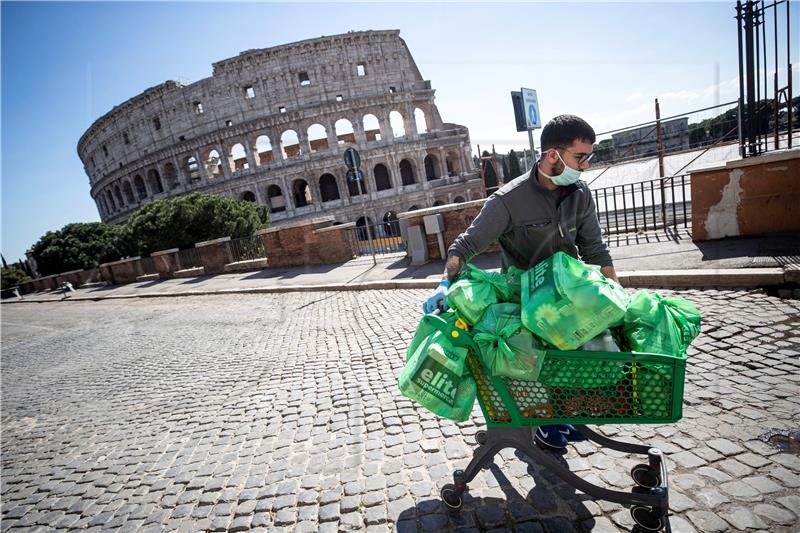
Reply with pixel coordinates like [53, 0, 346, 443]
[613, 117, 689, 159]
[77, 30, 479, 229]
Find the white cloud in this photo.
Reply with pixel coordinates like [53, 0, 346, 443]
[626, 91, 644, 102]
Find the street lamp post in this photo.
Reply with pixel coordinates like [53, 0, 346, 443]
[344, 147, 377, 265]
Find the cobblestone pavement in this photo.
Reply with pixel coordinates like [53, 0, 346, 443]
[2, 289, 799, 532]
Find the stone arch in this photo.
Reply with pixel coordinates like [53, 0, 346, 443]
[348, 174, 367, 197]
[106, 189, 117, 211]
[446, 150, 462, 176]
[280, 130, 301, 159]
[307, 123, 328, 153]
[122, 181, 135, 204]
[114, 185, 124, 207]
[374, 163, 392, 191]
[414, 108, 428, 134]
[256, 135, 274, 165]
[355, 216, 375, 241]
[163, 162, 178, 189]
[231, 143, 248, 171]
[433, 200, 445, 207]
[382, 211, 400, 237]
[183, 155, 200, 182]
[205, 149, 222, 178]
[291, 178, 311, 207]
[389, 111, 406, 138]
[425, 154, 440, 181]
[133, 174, 147, 199]
[399, 159, 416, 186]
[319, 173, 340, 202]
[408, 205, 420, 211]
[148, 169, 165, 193]
[240, 191, 256, 202]
[266, 184, 286, 212]
[453, 195, 466, 203]
[335, 119, 355, 145]
[362, 114, 381, 142]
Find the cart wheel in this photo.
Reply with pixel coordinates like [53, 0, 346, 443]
[630, 505, 664, 531]
[475, 431, 487, 445]
[631, 463, 661, 489]
[440, 484, 463, 510]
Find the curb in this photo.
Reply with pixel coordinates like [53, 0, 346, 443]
[2, 267, 791, 304]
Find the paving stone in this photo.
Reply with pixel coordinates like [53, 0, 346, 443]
[693, 488, 730, 508]
[742, 475, 784, 493]
[686, 510, 729, 532]
[706, 438, 745, 456]
[475, 505, 507, 529]
[541, 516, 578, 533]
[753, 503, 797, 525]
[719, 506, 768, 530]
[669, 451, 707, 469]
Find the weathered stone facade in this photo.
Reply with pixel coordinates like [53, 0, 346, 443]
[78, 30, 483, 230]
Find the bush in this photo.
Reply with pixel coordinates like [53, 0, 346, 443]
[30, 223, 133, 277]
[1, 266, 32, 290]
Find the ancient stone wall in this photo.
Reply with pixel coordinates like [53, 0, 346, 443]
[78, 30, 481, 234]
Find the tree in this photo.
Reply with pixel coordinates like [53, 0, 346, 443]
[480, 150, 499, 189]
[127, 192, 271, 255]
[30, 223, 133, 277]
[508, 150, 522, 179]
[0, 266, 31, 290]
[501, 157, 512, 184]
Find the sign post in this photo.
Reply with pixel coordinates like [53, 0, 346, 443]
[521, 87, 541, 169]
[343, 147, 376, 265]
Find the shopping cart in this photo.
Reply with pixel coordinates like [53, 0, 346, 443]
[422, 313, 686, 532]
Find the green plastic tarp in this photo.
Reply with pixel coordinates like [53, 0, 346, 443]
[521, 252, 629, 350]
[473, 303, 546, 380]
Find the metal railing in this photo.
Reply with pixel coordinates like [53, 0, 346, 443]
[229, 235, 267, 263]
[591, 175, 692, 235]
[139, 256, 157, 275]
[176, 248, 201, 270]
[346, 220, 406, 256]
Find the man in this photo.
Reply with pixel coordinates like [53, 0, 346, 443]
[422, 114, 618, 449]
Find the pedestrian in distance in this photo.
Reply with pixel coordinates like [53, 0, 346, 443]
[422, 114, 619, 449]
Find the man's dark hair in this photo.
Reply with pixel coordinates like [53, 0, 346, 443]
[540, 114, 596, 150]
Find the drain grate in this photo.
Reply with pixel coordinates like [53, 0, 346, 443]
[758, 429, 800, 454]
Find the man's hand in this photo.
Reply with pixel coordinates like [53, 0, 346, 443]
[422, 280, 450, 314]
[600, 265, 620, 284]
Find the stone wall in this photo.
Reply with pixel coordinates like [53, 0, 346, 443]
[258, 217, 355, 267]
[196, 238, 233, 275]
[152, 249, 180, 279]
[691, 148, 800, 240]
[101, 258, 142, 284]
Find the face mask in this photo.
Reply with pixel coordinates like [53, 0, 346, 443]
[539, 151, 581, 186]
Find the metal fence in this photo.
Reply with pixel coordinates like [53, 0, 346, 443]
[229, 235, 267, 263]
[176, 248, 201, 270]
[346, 219, 406, 256]
[592, 174, 692, 235]
[139, 256, 157, 275]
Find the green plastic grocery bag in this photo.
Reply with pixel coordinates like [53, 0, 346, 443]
[473, 303, 546, 380]
[521, 252, 629, 350]
[446, 264, 514, 324]
[399, 327, 476, 422]
[622, 291, 701, 356]
[504, 266, 526, 304]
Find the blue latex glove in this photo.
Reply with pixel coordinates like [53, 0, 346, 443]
[422, 280, 450, 314]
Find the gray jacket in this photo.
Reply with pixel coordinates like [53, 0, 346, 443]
[448, 165, 613, 272]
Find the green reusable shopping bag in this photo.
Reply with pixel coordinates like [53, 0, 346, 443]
[406, 311, 458, 362]
[521, 252, 629, 350]
[473, 303, 546, 380]
[399, 327, 477, 422]
[446, 264, 514, 324]
[622, 291, 701, 356]
[504, 266, 526, 304]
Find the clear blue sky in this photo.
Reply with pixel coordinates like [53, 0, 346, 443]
[2, 1, 796, 263]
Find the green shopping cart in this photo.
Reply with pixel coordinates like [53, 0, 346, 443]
[422, 312, 687, 533]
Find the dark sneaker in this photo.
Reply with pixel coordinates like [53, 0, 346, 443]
[558, 424, 587, 442]
[534, 426, 568, 449]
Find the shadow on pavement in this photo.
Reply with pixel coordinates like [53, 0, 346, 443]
[394, 449, 593, 532]
[695, 232, 800, 261]
[179, 274, 218, 285]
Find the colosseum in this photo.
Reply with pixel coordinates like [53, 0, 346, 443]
[78, 29, 483, 236]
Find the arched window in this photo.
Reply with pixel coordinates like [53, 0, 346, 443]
[374, 164, 392, 191]
[408, 205, 419, 211]
[319, 174, 340, 202]
[425, 154, 440, 181]
[363, 114, 381, 142]
[231, 143, 248, 171]
[280, 130, 300, 159]
[453, 196, 466, 203]
[348, 173, 366, 197]
[382, 211, 400, 237]
[399, 159, 415, 186]
[335, 119, 355, 145]
[292, 179, 311, 207]
[241, 191, 256, 202]
[206, 150, 222, 177]
[355, 216, 374, 241]
[122, 181, 135, 204]
[414, 108, 428, 134]
[266, 184, 285, 212]
[163, 163, 178, 190]
[307, 124, 328, 153]
[133, 175, 147, 199]
[106, 190, 117, 211]
[114, 185, 124, 207]
[446, 150, 462, 176]
[183, 156, 200, 181]
[389, 111, 405, 138]
[256, 135, 273, 165]
[148, 169, 164, 193]
[433, 200, 445, 207]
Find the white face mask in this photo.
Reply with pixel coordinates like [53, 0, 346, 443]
[539, 151, 582, 186]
